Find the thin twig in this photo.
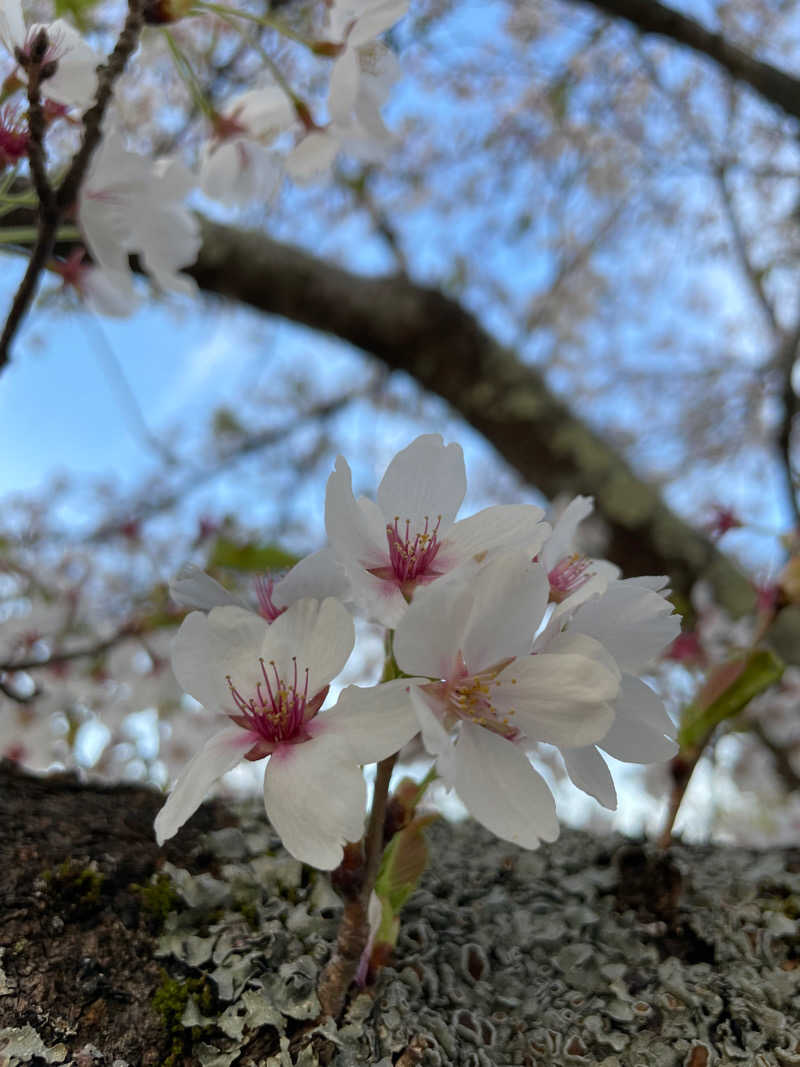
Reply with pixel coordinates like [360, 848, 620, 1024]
[317, 753, 398, 1020]
[773, 323, 800, 529]
[0, 623, 139, 674]
[0, 0, 146, 372]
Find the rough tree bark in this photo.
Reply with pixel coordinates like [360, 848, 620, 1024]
[2, 761, 800, 1067]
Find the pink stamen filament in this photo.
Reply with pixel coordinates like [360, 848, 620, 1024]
[369, 514, 444, 593]
[427, 653, 520, 742]
[226, 656, 310, 744]
[254, 575, 286, 622]
[548, 554, 593, 603]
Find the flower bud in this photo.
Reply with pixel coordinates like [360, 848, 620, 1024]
[142, 0, 194, 24]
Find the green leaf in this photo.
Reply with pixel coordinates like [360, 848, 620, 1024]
[207, 537, 299, 573]
[678, 648, 784, 749]
[373, 815, 436, 951]
[52, 0, 100, 32]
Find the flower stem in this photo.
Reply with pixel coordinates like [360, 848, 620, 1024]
[317, 752, 398, 1020]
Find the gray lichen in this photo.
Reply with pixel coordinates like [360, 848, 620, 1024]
[147, 804, 800, 1067]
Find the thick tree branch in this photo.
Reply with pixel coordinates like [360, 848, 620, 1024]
[189, 218, 756, 617]
[567, 0, 800, 123]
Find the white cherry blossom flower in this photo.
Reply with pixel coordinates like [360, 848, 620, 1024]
[79, 132, 200, 298]
[547, 575, 682, 808]
[170, 548, 349, 620]
[200, 87, 295, 206]
[392, 551, 621, 848]
[154, 598, 409, 868]
[0, 0, 99, 108]
[325, 434, 549, 627]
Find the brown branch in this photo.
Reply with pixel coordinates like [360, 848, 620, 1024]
[0, 624, 139, 674]
[317, 753, 398, 1020]
[0, 0, 146, 373]
[566, 0, 800, 122]
[773, 324, 800, 529]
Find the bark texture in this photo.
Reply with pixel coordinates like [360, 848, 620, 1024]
[3, 762, 800, 1066]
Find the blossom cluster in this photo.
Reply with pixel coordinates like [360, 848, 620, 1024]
[156, 434, 681, 868]
[0, 0, 409, 315]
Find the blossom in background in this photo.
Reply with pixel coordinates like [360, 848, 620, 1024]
[391, 550, 621, 848]
[0, 0, 99, 108]
[200, 87, 295, 206]
[325, 434, 549, 627]
[154, 597, 413, 868]
[169, 548, 350, 620]
[78, 131, 200, 303]
[286, 0, 407, 180]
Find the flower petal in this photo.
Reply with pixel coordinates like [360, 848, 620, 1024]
[461, 554, 549, 668]
[273, 547, 350, 607]
[560, 745, 617, 809]
[541, 496, 594, 569]
[329, 45, 360, 122]
[155, 726, 253, 844]
[393, 578, 474, 679]
[261, 597, 354, 696]
[325, 455, 387, 570]
[0, 0, 24, 50]
[453, 722, 559, 848]
[568, 577, 681, 673]
[170, 564, 244, 612]
[409, 685, 456, 783]
[264, 740, 366, 868]
[320, 679, 420, 763]
[444, 505, 548, 565]
[376, 434, 465, 529]
[171, 606, 270, 712]
[493, 648, 617, 746]
[599, 675, 678, 763]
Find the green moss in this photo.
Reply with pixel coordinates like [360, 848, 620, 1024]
[43, 860, 106, 916]
[151, 970, 217, 1067]
[236, 900, 259, 930]
[131, 873, 181, 927]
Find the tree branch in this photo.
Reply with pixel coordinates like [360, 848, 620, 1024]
[188, 217, 757, 617]
[566, 0, 800, 123]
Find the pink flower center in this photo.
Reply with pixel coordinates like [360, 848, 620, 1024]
[225, 656, 325, 756]
[369, 515, 444, 595]
[426, 652, 519, 741]
[254, 576, 287, 622]
[548, 554, 593, 603]
[0, 112, 28, 165]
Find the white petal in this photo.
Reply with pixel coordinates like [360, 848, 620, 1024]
[260, 597, 354, 696]
[599, 675, 678, 763]
[41, 20, 100, 108]
[541, 496, 594, 569]
[461, 554, 548, 668]
[444, 505, 548, 564]
[493, 650, 617, 746]
[171, 606, 270, 712]
[325, 456, 386, 570]
[349, 0, 408, 45]
[376, 434, 465, 529]
[453, 722, 559, 848]
[231, 86, 295, 137]
[560, 746, 617, 809]
[82, 267, 139, 318]
[329, 46, 360, 122]
[264, 740, 366, 868]
[552, 559, 620, 617]
[409, 685, 456, 783]
[393, 578, 474, 679]
[0, 0, 25, 51]
[319, 679, 420, 763]
[286, 131, 340, 181]
[273, 548, 350, 607]
[569, 578, 681, 673]
[155, 726, 252, 844]
[170, 564, 244, 612]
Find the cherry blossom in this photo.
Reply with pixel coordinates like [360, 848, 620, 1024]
[170, 548, 349, 620]
[543, 576, 682, 808]
[200, 87, 295, 206]
[325, 434, 549, 627]
[154, 597, 412, 868]
[391, 551, 621, 848]
[0, 0, 99, 108]
[540, 495, 619, 614]
[78, 131, 200, 302]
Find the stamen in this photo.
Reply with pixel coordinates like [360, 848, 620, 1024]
[224, 656, 314, 746]
[255, 575, 287, 622]
[548, 553, 593, 603]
